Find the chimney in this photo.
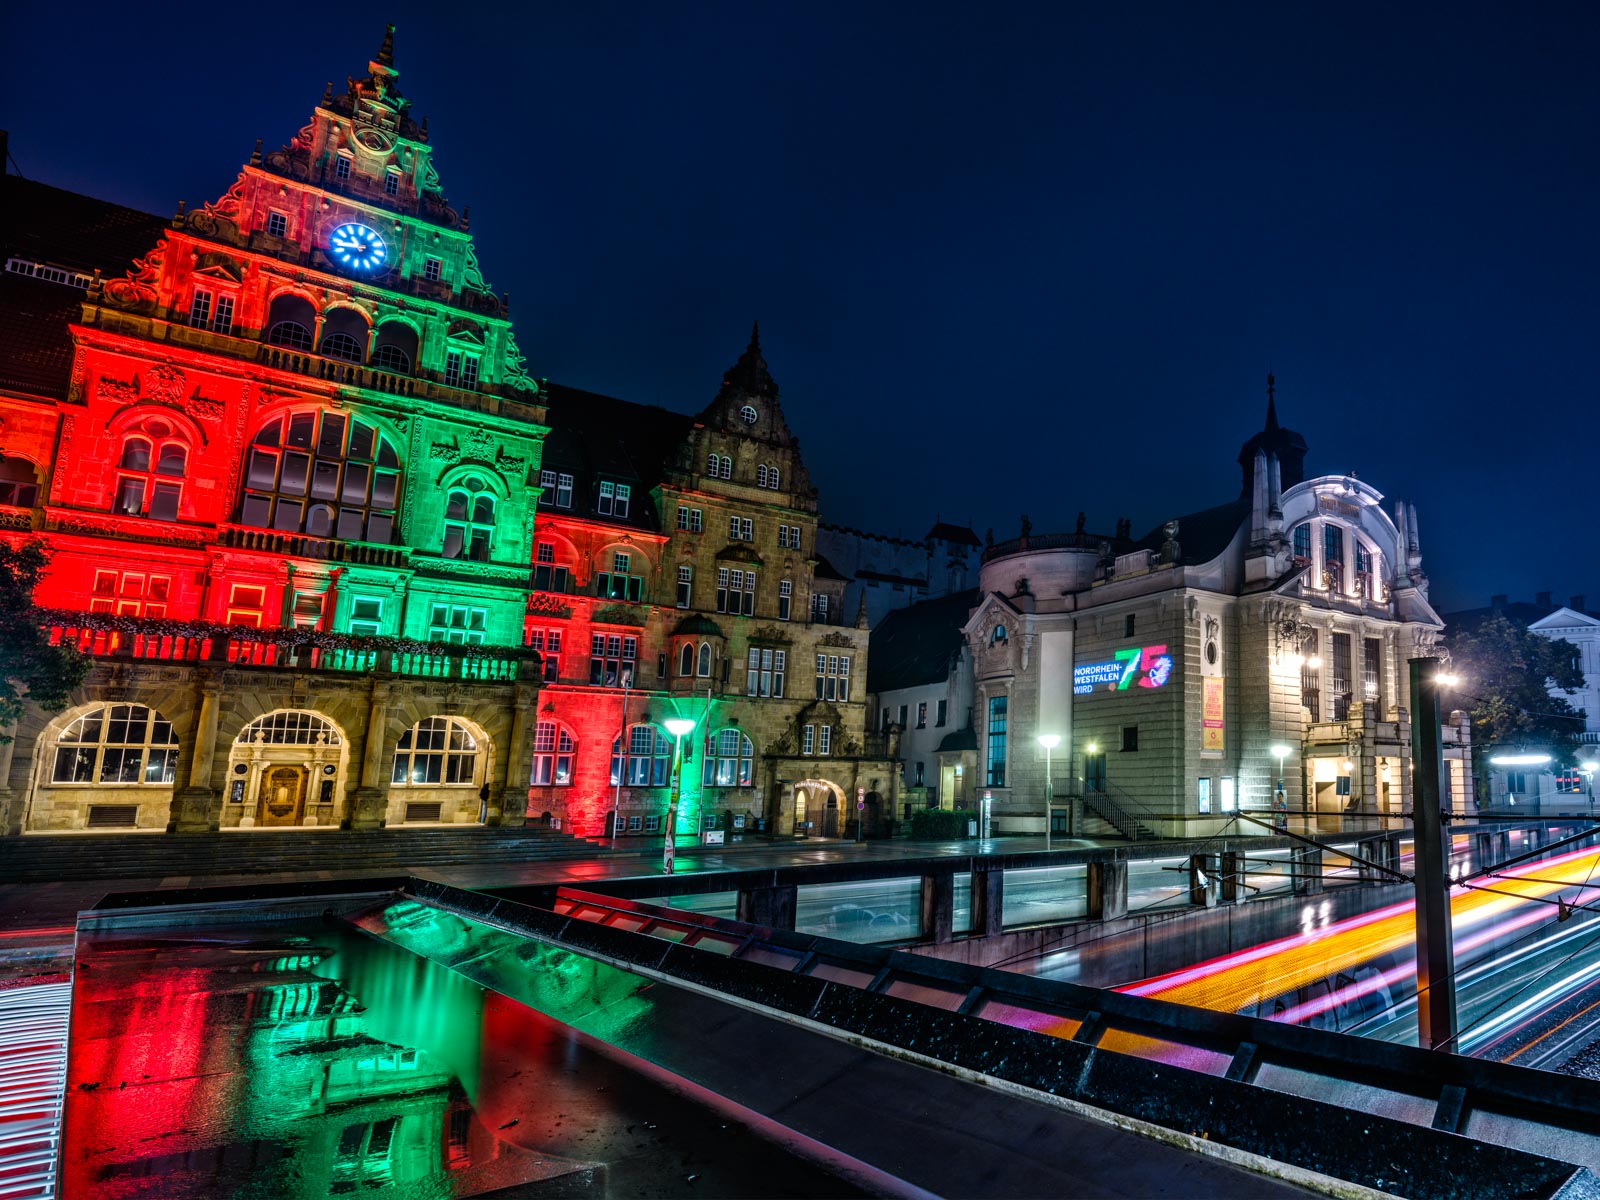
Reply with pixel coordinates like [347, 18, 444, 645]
[1490, 594, 1507, 609]
[1536, 591, 1552, 608]
[1572, 595, 1587, 612]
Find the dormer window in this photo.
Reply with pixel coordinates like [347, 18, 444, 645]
[266, 211, 288, 238]
[334, 155, 352, 182]
[540, 469, 573, 508]
[597, 481, 631, 518]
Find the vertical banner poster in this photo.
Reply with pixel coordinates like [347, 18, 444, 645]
[1202, 677, 1225, 755]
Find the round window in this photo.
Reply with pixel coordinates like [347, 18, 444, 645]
[740, 405, 758, 425]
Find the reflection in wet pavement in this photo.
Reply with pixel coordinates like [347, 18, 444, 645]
[64, 922, 865, 1198]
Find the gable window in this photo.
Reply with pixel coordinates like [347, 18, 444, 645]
[443, 476, 495, 561]
[51, 704, 178, 785]
[704, 729, 754, 786]
[746, 648, 786, 697]
[334, 155, 352, 182]
[819, 725, 832, 755]
[530, 720, 576, 786]
[187, 289, 235, 335]
[90, 570, 170, 618]
[611, 724, 670, 787]
[778, 579, 792, 621]
[384, 170, 400, 196]
[986, 695, 1008, 787]
[346, 595, 383, 636]
[757, 465, 769, 488]
[814, 654, 851, 702]
[429, 604, 487, 645]
[590, 633, 637, 687]
[240, 412, 401, 544]
[266, 211, 288, 238]
[676, 565, 692, 608]
[597, 482, 630, 517]
[755, 464, 780, 489]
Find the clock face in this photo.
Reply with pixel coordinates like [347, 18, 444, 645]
[329, 223, 387, 272]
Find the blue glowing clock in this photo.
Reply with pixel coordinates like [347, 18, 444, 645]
[329, 223, 387, 272]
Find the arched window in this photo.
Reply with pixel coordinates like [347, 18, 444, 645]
[320, 331, 364, 362]
[756, 464, 769, 488]
[268, 320, 313, 351]
[240, 411, 401, 543]
[719, 455, 732, 480]
[758, 464, 780, 490]
[113, 421, 187, 522]
[697, 642, 712, 677]
[51, 704, 178, 784]
[531, 720, 576, 786]
[0, 455, 39, 507]
[991, 624, 1007, 645]
[706, 451, 719, 475]
[443, 476, 495, 560]
[319, 307, 370, 364]
[236, 710, 342, 745]
[610, 724, 670, 787]
[703, 728, 754, 787]
[371, 343, 411, 372]
[679, 642, 695, 677]
[392, 716, 481, 786]
[1292, 522, 1311, 563]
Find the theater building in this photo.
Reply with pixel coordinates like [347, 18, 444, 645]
[959, 385, 1469, 837]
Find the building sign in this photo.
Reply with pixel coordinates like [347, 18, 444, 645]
[1074, 646, 1173, 695]
[1202, 677, 1225, 755]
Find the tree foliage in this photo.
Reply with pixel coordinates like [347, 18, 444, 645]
[1444, 612, 1586, 776]
[0, 539, 89, 741]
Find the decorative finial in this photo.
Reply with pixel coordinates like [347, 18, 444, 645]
[250, 138, 263, 166]
[322, 81, 333, 106]
[420, 115, 429, 142]
[376, 23, 397, 68]
[502, 291, 511, 311]
[460, 205, 470, 231]
[172, 199, 186, 228]
[1264, 371, 1280, 432]
[749, 319, 761, 351]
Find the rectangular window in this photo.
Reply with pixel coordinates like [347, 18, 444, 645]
[1122, 725, 1139, 752]
[986, 696, 1008, 787]
[1301, 630, 1321, 721]
[291, 591, 324, 628]
[428, 604, 487, 645]
[677, 565, 692, 608]
[1331, 632, 1353, 721]
[189, 289, 211, 327]
[212, 294, 234, 335]
[461, 354, 479, 389]
[627, 815, 642, 832]
[936, 699, 947, 727]
[1323, 524, 1345, 587]
[423, 257, 442, 282]
[444, 351, 462, 387]
[1506, 772, 1527, 796]
[535, 540, 554, 564]
[613, 552, 630, 574]
[598, 481, 615, 514]
[1197, 777, 1212, 815]
[802, 724, 815, 756]
[266, 211, 288, 238]
[1085, 751, 1106, 793]
[1220, 776, 1236, 813]
[819, 725, 832, 756]
[778, 579, 792, 621]
[882, 707, 891, 732]
[716, 567, 730, 614]
[614, 484, 630, 518]
[1125, 613, 1136, 638]
[898, 704, 908, 729]
[916, 702, 927, 729]
[729, 516, 740, 540]
[814, 654, 851, 702]
[812, 593, 829, 623]
[226, 584, 267, 628]
[1363, 637, 1382, 706]
[334, 155, 351, 181]
[677, 507, 690, 530]
[148, 482, 181, 522]
[555, 473, 573, 508]
[773, 649, 785, 697]
[348, 596, 383, 636]
[384, 170, 400, 195]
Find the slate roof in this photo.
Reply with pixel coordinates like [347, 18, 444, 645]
[1440, 599, 1600, 636]
[813, 553, 847, 581]
[0, 175, 166, 400]
[936, 727, 978, 752]
[867, 587, 979, 694]
[1131, 496, 1250, 566]
[926, 521, 981, 547]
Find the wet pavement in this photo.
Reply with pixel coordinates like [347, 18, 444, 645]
[63, 920, 867, 1199]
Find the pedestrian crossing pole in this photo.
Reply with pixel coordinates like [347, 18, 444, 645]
[1410, 657, 1458, 1051]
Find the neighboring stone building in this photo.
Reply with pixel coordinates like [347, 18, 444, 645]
[816, 520, 981, 629]
[929, 383, 1469, 837]
[524, 330, 896, 840]
[0, 30, 893, 842]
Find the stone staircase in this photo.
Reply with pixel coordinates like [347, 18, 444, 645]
[1076, 792, 1158, 841]
[0, 826, 611, 884]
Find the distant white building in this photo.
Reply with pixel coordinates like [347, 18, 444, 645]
[816, 522, 981, 630]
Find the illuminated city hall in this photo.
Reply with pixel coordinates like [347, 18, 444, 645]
[0, 30, 891, 840]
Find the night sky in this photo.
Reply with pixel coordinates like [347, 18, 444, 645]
[5, 3, 1596, 612]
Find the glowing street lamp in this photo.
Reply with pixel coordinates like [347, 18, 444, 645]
[1270, 743, 1291, 831]
[663, 717, 696, 875]
[1037, 733, 1060, 850]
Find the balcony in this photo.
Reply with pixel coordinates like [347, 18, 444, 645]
[41, 610, 537, 683]
[215, 524, 411, 570]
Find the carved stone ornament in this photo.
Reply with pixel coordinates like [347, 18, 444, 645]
[748, 625, 793, 646]
[145, 364, 187, 406]
[817, 632, 854, 648]
[525, 594, 573, 620]
[98, 376, 140, 404]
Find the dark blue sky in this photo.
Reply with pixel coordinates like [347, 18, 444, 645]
[5, 2, 1596, 612]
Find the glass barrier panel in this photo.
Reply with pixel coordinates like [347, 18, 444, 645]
[884, 979, 966, 1010]
[806, 961, 877, 988]
[1001, 865, 1088, 927]
[975, 998, 1082, 1041]
[795, 878, 921, 942]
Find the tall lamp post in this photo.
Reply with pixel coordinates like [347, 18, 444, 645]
[1037, 733, 1060, 850]
[1270, 743, 1290, 832]
[663, 717, 696, 875]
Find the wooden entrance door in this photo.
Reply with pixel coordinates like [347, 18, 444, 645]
[257, 766, 307, 827]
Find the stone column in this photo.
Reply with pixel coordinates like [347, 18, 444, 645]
[0, 723, 21, 835]
[1294, 848, 1324, 895]
[920, 872, 954, 943]
[169, 679, 220, 833]
[350, 683, 389, 830]
[493, 682, 536, 828]
[970, 867, 1005, 935]
[1087, 858, 1128, 920]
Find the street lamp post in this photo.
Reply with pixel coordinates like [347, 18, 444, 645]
[663, 717, 696, 875]
[1037, 733, 1060, 851]
[1270, 743, 1290, 832]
